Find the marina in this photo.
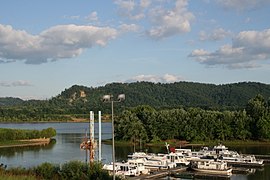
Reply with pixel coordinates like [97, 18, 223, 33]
[102, 143, 267, 179]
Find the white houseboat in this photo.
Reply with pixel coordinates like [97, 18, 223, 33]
[189, 159, 232, 176]
[103, 162, 140, 177]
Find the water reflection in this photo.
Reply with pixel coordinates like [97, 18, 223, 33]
[0, 123, 112, 168]
[57, 133, 85, 144]
[0, 140, 56, 158]
[247, 165, 269, 180]
[229, 145, 270, 155]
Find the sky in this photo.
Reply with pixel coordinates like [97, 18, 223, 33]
[0, 0, 270, 100]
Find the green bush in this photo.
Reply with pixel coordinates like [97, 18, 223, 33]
[0, 161, 116, 180]
[35, 162, 60, 179]
[88, 162, 112, 180]
[40, 127, 56, 138]
[0, 127, 56, 141]
[60, 161, 88, 180]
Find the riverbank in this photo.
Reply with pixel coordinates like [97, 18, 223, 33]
[191, 140, 270, 147]
[0, 118, 111, 123]
[103, 139, 270, 149]
[0, 138, 51, 148]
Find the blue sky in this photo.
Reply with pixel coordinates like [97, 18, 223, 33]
[0, 0, 270, 100]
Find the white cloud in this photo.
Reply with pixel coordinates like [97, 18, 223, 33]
[0, 80, 32, 87]
[119, 23, 140, 33]
[0, 24, 117, 64]
[85, 11, 98, 21]
[146, 0, 194, 39]
[63, 15, 80, 20]
[199, 28, 232, 41]
[163, 74, 183, 83]
[127, 74, 184, 83]
[115, 0, 145, 20]
[189, 29, 270, 69]
[114, 0, 194, 40]
[216, 0, 270, 11]
[115, 0, 135, 11]
[140, 0, 151, 8]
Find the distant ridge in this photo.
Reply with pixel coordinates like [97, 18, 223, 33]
[0, 97, 24, 106]
[52, 81, 270, 112]
[1, 81, 270, 112]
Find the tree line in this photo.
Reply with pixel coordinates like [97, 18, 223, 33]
[0, 127, 56, 141]
[115, 94, 270, 143]
[1, 82, 270, 122]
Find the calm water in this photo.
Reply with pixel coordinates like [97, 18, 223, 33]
[0, 122, 113, 168]
[0, 122, 270, 180]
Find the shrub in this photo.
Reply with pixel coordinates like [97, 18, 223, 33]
[35, 162, 60, 179]
[60, 161, 88, 180]
[88, 162, 112, 180]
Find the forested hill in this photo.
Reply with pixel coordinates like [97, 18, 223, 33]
[0, 97, 24, 106]
[55, 81, 270, 111]
[1, 81, 270, 113]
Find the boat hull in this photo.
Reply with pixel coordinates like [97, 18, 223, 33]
[191, 167, 232, 176]
[227, 161, 264, 168]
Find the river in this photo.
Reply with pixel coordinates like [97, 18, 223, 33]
[0, 122, 269, 180]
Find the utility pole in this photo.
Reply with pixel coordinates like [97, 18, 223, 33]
[98, 111, 102, 161]
[89, 111, 95, 165]
[80, 111, 96, 167]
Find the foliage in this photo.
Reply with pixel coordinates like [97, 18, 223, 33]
[1, 161, 117, 180]
[0, 173, 36, 180]
[40, 127, 57, 138]
[60, 161, 115, 180]
[0, 127, 56, 141]
[35, 162, 60, 179]
[0, 97, 24, 106]
[60, 161, 88, 180]
[115, 94, 270, 143]
[0, 166, 36, 180]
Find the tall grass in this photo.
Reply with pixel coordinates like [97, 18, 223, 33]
[0, 161, 123, 180]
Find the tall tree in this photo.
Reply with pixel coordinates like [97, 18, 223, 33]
[246, 94, 267, 139]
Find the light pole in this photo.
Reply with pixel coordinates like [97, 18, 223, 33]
[102, 94, 125, 180]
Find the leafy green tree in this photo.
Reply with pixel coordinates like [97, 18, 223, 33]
[256, 114, 270, 140]
[232, 110, 251, 140]
[40, 127, 57, 138]
[132, 105, 158, 141]
[116, 110, 148, 145]
[246, 94, 268, 139]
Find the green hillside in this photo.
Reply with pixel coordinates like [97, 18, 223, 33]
[0, 97, 24, 106]
[1, 81, 270, 122]
[52, 81, 270, 112]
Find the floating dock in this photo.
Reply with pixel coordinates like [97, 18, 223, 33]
[128, 165, 260, 179]
[129, 167, 186, 180]
[253, 154, 270, 164]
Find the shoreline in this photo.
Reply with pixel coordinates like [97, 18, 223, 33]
[108, 139, 270, 148]
[0, 119, 111, 123]
[0, 138, 51, 148]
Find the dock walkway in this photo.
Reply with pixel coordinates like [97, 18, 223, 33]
[129, 167, 186, 180]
